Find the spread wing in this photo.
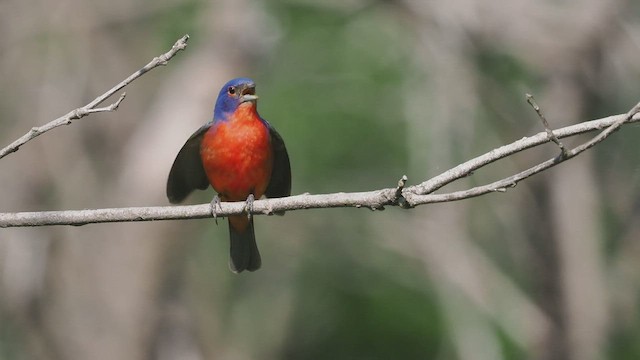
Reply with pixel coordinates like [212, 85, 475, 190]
[166, 125, 211, 204]
[265, 125, 291, 198]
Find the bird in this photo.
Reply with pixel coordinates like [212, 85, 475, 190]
[166, 78, 291, 273]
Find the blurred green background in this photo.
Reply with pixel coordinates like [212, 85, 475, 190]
[2, 1, 640, 359]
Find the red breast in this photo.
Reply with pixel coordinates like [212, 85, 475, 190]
[200, 103, 273, 201]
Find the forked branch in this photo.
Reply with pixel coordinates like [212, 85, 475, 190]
[1, 102, 638, 227]
[0, 35, 189, 160]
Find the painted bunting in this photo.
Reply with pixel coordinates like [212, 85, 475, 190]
[166, 78, 291, 273]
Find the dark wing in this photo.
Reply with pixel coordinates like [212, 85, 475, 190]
[265, 125, 291, 198]
[166, 125, 211, 204]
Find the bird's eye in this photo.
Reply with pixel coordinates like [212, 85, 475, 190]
[227, 86, 236, 95]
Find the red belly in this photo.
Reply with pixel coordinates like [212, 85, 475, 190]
[200, 108, 273, 201]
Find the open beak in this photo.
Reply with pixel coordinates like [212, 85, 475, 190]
[239, 84, 258, 103]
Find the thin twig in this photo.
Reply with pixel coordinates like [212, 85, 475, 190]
[76, 93, 127, 117]
[0, 35, 189, 160]
[526, 93, 568, 157]
[395, 175, 409, 208]
[1, 105, 638, 228]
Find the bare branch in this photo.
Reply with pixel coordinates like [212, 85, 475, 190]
[526, 93, 568, 157]
[1, 104, 639, 228]
[0, 35, 189, 160]
[410, 107, 640, 196]
[408, 101, 640, 203]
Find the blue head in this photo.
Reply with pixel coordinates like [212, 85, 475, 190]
[213, 77, 258, 121]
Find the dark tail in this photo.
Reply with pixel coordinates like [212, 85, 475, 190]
[228, 216, 261, 273]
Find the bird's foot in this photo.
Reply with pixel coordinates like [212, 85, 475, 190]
[245, 194, 255, 221]
[210, 195, 222, 225]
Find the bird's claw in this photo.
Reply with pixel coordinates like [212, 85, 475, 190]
[210, 195, 222, 225]
[245, 194, 255, 221]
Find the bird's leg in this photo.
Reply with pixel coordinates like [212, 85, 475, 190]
[245, 194, 255, 221]
[210, 195, 222, 225]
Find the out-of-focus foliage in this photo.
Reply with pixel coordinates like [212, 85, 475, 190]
[1, 1, 640, 360]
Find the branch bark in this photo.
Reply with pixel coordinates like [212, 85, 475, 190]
[0, 34, 189, 160]
[1, 103, 638, 227]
